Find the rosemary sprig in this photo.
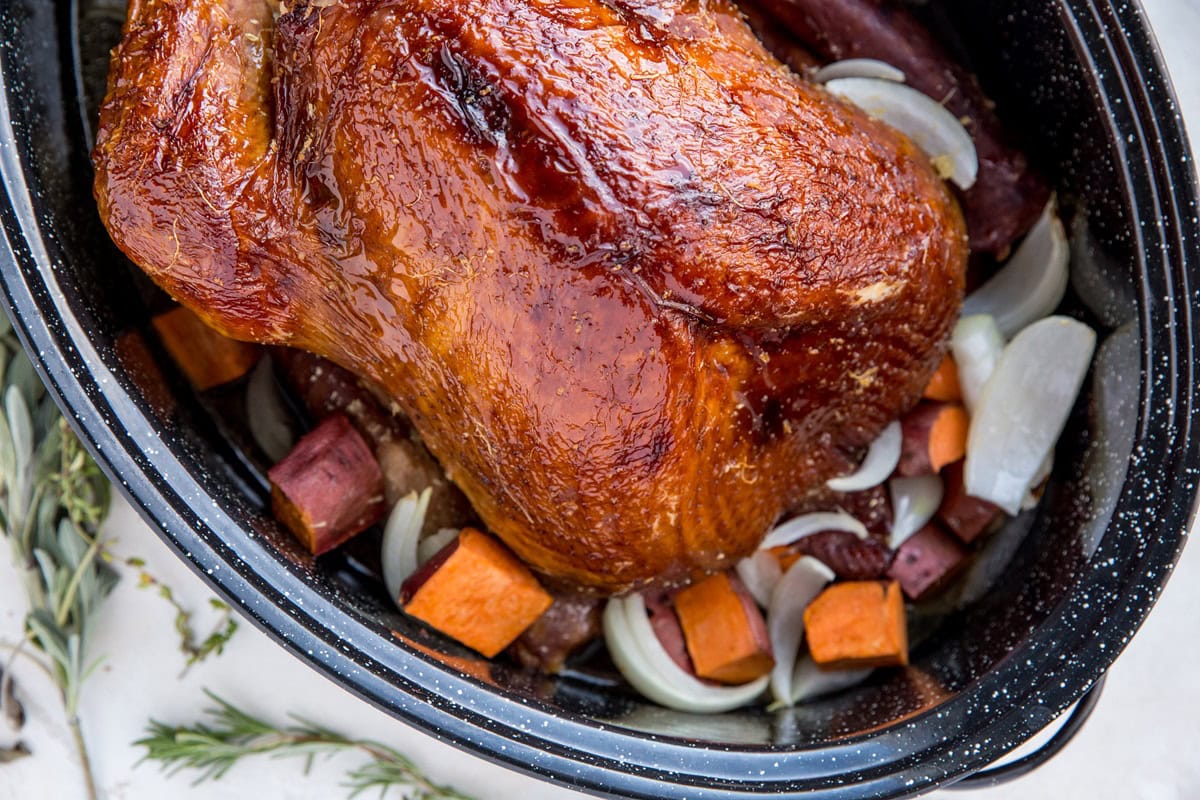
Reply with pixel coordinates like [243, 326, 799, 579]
[138, 691, 475, 800]
[0, 315, 115, 800]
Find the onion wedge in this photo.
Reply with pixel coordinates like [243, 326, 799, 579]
[965, 317, 1095, 514]
[603, 595, 768, 713]
[245, 358, 295, 463]
[1022, 452, 1054, 511]
[791, 656, 873, 704]
[951, 314, 1006, 412]
[380, 488, 432, 605]
[962, 202, 1070, 338]
[758, 511, 869, 552]
[767, 557, 835, 706]
[813, 58, 905, 84]
[417, 527, 460, 566]
[824, 77, 979, 190]
[826, 421, 902, 492]
[735, 550, 783, 608]
[889, 475, 944, 548]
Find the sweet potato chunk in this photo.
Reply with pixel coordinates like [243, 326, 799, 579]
[938, 460, 1003, 543]
[645, 590, 694, 675]
[887, 523, 970, 601]
[832, 484, 892, 542]
[804, 581, 908, 670]
[775, 531, 893, 580]
[898, 402, 969, 477]
[402, 528, 553, 658]
[509, 591, 603, 674]
[274, 348, 475, 531]
[673, 573, 773, 684]
[923, 354, 962, 402]
[268, 414, 385, 555]
[151, 306, 259, 390]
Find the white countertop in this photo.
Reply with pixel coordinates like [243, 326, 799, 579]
[4, 1, 1200, 798]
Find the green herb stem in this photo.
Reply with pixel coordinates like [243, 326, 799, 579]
[0, 323, 115, 799]
[69, 713, 99, 800]
[138, 691, 474, 799]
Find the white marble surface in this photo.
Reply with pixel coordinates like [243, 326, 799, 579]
[4, 1, 1200, 798]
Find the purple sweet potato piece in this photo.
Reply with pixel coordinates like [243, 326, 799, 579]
[834, 484, 892, 543]
[938, 461, 1004, 544]
[644, 591, 694, 675]
[274, 348, 475, 530]
[509, 592, 603, 674]
[274, 348, 404, 446]
[753, 0, 1051, 257]
[786, 530, 893, 580]
[738, 0, 820, 74]
[268, 414, 386, 555]
[887, 523, 970, 601]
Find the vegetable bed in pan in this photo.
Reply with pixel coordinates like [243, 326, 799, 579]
[0, 0, 1196, 796]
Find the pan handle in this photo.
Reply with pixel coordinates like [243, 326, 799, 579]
[945, 675, 1107, 790]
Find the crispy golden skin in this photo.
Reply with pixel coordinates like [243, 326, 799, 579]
[93, 0, 966, 592]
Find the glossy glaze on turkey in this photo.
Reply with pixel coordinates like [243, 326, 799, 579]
[93, 0, 967, 592]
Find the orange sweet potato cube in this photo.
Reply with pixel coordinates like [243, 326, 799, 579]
[673, 573, 773, 684]
[804, 581, 908, 670]
[151, 305, 260, 390]
[402, 528, 553, 658]
[923, 354, 962, 402]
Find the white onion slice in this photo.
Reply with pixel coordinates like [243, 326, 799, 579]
[951, 314, 1006, 413]
[1022, 452, 1054, 511]
[965, 317, 1095, 514]
[758, 511, 869, 551]
[813, 58, 905, 84]
[791, 656, 873, 704]
[380, 489, 432, 605]
[962, 202, 1070, 338]
[735, 550, 783, 608]
[826, 421, 902, 492]
[889, 475, 944, 548]
[245, 358, 295, 463]
[417, 527, 460, 566]
[768, 557, 836, 706]
[824, 77, 979, 189]
[603, 595, 768, 713]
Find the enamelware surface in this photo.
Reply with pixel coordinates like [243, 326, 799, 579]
[0, 0, 1196, 796]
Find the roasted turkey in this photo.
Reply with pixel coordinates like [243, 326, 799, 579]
[94, 0, 967, 592]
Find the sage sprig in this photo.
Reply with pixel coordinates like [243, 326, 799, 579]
[0, 314, 115, 800]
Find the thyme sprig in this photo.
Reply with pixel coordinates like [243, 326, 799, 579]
[138, 691, 475, 800]
[0, 314, 115, 800]
[127, 558, 239, 672]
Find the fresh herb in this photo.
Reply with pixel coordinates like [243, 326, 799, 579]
[0, 315, 116, 800]
[138, 691, 475, 800]
[1, 313, 466, 799]
[0, 665, 27, 763]
[130, 560, 239, 672]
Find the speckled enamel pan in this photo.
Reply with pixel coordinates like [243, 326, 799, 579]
[0, 0, 1197, 797]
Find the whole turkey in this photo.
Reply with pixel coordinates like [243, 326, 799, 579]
[93, 0, 966, 592]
